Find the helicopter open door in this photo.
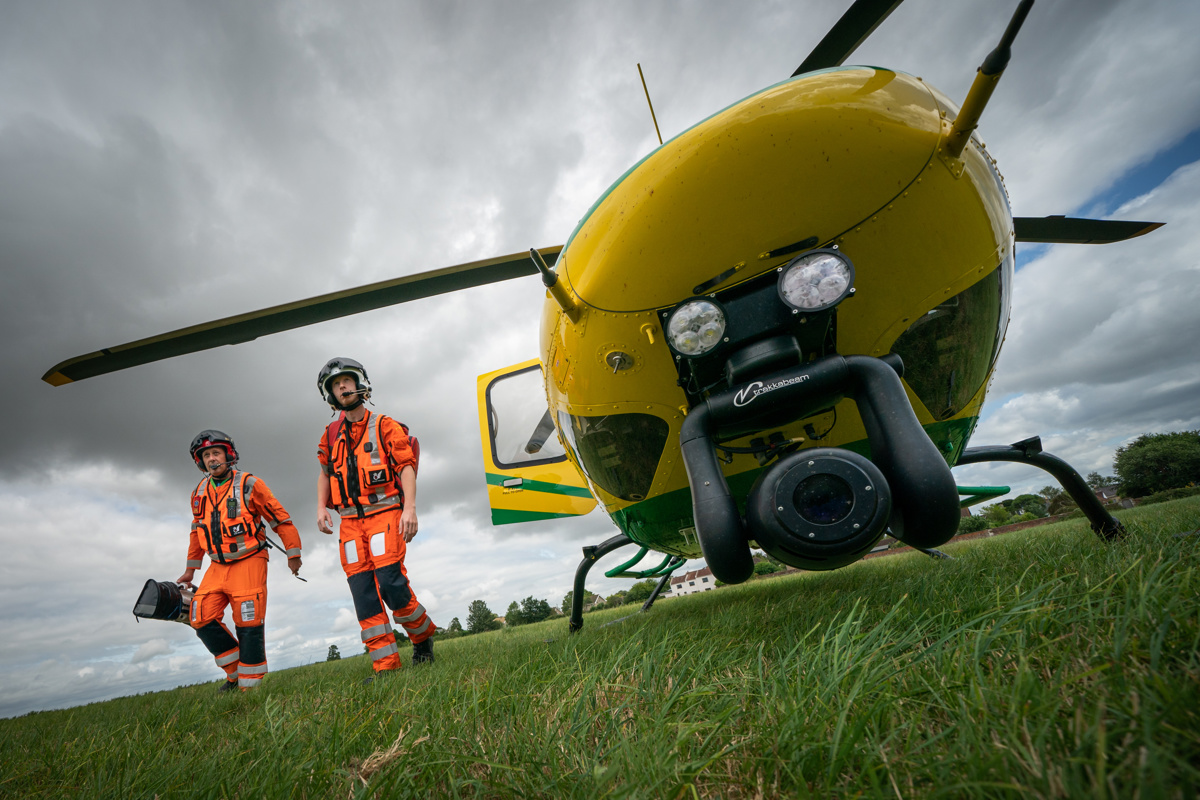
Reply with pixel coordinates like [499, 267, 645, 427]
[476, 359, 597, 525]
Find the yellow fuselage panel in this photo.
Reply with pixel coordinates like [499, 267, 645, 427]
[563, 69, 944, 313]
[540, 68, 1013, 516]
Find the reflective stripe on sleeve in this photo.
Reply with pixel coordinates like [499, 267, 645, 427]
[186, 559, 203, 569]
[361, 623, 393, 642]
[269, 517, 292, 530]
[393, 604, 427, 625]
[190, 522, 199, 530]
[215, 650, 241, 667]
[321, 463, 334, 476]
[285, 548, 302, 558]
[403, 617, 433, 638]
[370, 641, 399, 661]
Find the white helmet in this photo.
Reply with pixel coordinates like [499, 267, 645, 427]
[318, 357, 371, 410]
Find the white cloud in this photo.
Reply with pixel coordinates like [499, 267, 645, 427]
[131, 638, 174, 664]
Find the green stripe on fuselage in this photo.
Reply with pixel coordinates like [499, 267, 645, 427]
[484, 472, 595, 498]
[490, 508, 586, 525]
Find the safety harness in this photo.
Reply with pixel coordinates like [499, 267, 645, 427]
[190, 470, 268, 564]
[322, 410, 419, 519]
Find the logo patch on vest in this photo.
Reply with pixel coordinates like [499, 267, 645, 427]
[368, 468, 388, 484]
[229, 522, 248, 537]
[192, 496, 201, 513]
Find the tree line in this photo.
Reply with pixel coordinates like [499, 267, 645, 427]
[436, 580, 664, 638]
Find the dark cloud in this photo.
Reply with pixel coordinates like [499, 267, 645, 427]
[2, 0, 1198, 716]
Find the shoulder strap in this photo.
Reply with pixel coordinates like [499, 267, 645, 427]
[325, 413, 346, 454]
[241, 471, 257, 499]
[192, 476, 209, 518]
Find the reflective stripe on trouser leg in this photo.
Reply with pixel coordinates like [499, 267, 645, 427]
[194, 621, 240, 680]
[376, 561, 434, 644]
[236, 625, 266, 689]
[347, 571, 400, 672]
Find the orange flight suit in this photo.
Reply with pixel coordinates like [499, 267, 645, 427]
[319, 410, 433, 672]
[187, 469, 301, 689]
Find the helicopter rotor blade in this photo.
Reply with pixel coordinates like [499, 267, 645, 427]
[42, 245, 563, 386]
[1013, 217, 1164, 244]
[792, 0, 905, 76]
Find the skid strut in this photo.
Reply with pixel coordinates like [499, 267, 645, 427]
[568, 535, 684, 633]
[956, 436, 1126, 541]
[569, 534, 636, 633]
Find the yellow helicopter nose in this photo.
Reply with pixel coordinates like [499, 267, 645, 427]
[561, 68, 945, 313]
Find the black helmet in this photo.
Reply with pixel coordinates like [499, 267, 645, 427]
[318, 357, 371, 410]
[189, 430, 238, 472]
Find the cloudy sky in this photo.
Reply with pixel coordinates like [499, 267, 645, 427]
[2, 0, 1197, 717]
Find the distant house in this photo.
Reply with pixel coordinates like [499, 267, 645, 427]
[663, 566, 716, 597]
[1093, 484, 1137, 508]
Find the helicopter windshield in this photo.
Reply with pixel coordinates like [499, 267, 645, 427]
[557, 411, 669, 503]
[889, 256, 1011, 422]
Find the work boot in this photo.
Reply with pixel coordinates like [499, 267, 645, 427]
[218, 679, 238, 693]
[412, 638, 434, 665]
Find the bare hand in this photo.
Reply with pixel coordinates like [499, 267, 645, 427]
[317, 508, 333, 535]
[401, 507, 418, 542]
[177, 570, 195, 590]
[288, 556, 302, 576]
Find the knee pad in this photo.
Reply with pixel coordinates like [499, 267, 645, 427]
[237, 624, 266, 666]
[195, 621, 238, 657]
[347, 572, 385, 620]
[374, 563, 413, 610]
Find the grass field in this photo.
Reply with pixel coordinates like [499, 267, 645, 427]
[3, 496, 1198, 799]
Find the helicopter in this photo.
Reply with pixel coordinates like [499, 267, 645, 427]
[44, 0, 1163, 632]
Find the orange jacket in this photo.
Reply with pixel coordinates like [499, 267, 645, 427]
[318, 410, 417, 518]
[187, 470, 302, 568]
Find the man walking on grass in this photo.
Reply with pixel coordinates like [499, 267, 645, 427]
[178, 430, 303, 692]
[316, 357, 435, 678]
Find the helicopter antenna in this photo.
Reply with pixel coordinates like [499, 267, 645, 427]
[637, 63, 663, 146]
[529, 248, 582, 323]
[943, 0, 1034, 159]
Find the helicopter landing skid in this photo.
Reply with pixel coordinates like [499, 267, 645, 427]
[568, 534, 634, 633]
[567, 534, 681, 633]
[955, 436, 1126, 541]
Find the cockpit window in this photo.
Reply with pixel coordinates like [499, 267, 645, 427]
[557, 411, 668, 502]
[485, 365, 567, 469]
[889, 257, 1010, 421]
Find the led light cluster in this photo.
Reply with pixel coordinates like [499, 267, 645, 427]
[778, 250, 854, 312]
[665, 299, 726, 356]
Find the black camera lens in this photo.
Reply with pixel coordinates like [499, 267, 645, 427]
[793, 474, 854, 525]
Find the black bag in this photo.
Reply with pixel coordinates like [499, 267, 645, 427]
[132, 579, 192, 624]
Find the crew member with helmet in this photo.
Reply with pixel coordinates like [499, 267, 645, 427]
[178, 430, 303, 692]
[316, 357, 435, 674]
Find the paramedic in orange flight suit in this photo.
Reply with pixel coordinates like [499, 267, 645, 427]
[177, 430, 303, 692]
[316, 357, 435, 674]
